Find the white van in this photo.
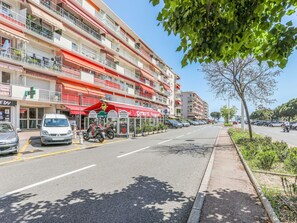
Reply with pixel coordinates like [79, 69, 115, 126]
[39, 114, 73, 145]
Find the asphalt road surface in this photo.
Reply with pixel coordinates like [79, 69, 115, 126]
[0, 125, 220, 223]
[252, 125, 297, 147]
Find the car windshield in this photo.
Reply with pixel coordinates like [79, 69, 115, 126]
[44, 118, 69, 127]
[0, 123, 14, 132]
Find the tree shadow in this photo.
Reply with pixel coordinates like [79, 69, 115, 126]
[200, 189, 269, 223]
[0, 176, 194, 223]
[153, 143, 213, 157]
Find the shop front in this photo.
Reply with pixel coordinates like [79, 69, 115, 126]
[0, 99, 17, 123]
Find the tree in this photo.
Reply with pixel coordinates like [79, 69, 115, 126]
[220, 105, 237, 123]
[274, 98, 297, 121]
[210, 111, 221, 121]
[250, 108, 273, 120]
[150, 0, 297, 68]
[202, 57, 279, 140]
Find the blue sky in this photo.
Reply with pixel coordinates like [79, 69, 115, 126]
[102, 0, 297, 114]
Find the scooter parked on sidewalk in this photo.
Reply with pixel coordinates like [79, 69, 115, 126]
[83, 123, 105, 143]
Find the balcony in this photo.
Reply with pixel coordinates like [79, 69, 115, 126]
[1, 82, 62, 103]
[26, 19, 54, 40]
[39, 0, 102, 42]
[0, 3, 26, 27]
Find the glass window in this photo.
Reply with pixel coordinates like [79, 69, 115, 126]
[29, 120, 36, 128]
[29, 108, 36, 119]
[20, 120, 27, 129]
[38, 108, 44, 119]
[2, 72, 11, 84]
[20, 109, 28, 119]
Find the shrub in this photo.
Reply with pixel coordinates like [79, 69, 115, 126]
[255, 150, 277, 170]
[271, 141, 289, 162]
[136, 127, 142, 134]
[284, 147, 297, 174]
[224, 123, 233, 126]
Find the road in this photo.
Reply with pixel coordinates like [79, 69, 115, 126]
[252, 125, 297, 147]
[0, 125, 220, 223]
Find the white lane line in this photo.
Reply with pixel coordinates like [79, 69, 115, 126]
[0, 164, 96, 199]
[176, 134, 184, 139]
[117, 146, 150, 158]
[157, 139, 172, 145]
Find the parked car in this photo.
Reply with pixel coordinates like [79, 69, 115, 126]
[291, 122, 297, 130]
[165, 120, 183, 128]
[178, 120, 190, 127]
[0, 122, 20, 155]
[269, 122, 283, 127]
[187, 120, 198, 125]
[39, 114, 73, 145]
[233, 121, 238, 125]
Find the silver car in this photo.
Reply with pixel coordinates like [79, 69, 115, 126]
[0, 122, 19, 155]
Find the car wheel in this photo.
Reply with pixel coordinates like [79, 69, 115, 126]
[68, 141, 73, 145]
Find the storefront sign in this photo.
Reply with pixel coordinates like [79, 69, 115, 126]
[107, 110, 118, 119]
[88, 110, 97, 119]
[24, 87, 36, 99]
[97, 110, 107, 118]
[0, 99, 16, 106]
[118, 110, 129, 118]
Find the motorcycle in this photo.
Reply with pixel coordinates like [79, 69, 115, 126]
[104, 124, 115, 139]
[283, 125, 290, 133]
[83, 124, 105, 143]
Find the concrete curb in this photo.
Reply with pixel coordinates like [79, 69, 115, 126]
[229, 134, 281, 223]
[187, 128, 221, 223]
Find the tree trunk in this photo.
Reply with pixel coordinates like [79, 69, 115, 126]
[242, 98, 253, 140]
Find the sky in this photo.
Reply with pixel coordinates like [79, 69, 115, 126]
[102, 0, 297, 114]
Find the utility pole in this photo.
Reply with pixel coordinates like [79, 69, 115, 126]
[241, 100, 245, 130]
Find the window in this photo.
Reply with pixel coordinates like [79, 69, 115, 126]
[126, 83, 134, 89]
[2, 72, 10, 84]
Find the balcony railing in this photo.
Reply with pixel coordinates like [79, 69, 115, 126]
[40, 0, 102, 42]
[0, 3, 26, 27]
[26, 20, 54, 40]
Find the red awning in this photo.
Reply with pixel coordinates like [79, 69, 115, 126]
[62, 82, 89, 94]
[140, 84, 155, 95]
[61, 51, 105, 74]
[175, 100, 181, 105]
[162, 83, 171, 91]
[176, 83, 181, 89]
[66, 105, 88, 115]
[0, 23, 28, 42]
[140, 70, 155, 82]
[85, 101, 162, 117]
[87, 88, 105, 97]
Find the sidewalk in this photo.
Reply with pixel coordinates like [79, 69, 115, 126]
[199, 128, 270, 223]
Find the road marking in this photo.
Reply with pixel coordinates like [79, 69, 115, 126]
[14, 140, 30, 160]
[157, 139, 172, 145]
[186, 132, 191, 135]
[0, 164, 96, 199]
[0, 139, 128, 167]
[176, 135, 184, 139]
[117, 146, 150, 158]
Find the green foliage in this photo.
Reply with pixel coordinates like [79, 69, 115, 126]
[271, 141, 289, 162]
[285, 147, 297, 174]
[250, 109, 274, 120]
[150, 0, 297, 68]
[224, 123, 233, 126]
[274, 98, 297, 120]
[136, 127, 142, 134]
[255, 150, 276, 170]
[220, 105, 237, 123]
[210, 111, 221, 120]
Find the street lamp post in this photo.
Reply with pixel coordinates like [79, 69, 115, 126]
[79, 93, 83, 144]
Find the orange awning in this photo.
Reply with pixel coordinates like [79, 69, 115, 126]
[162, 83, 171, 91]
[28, 3, 65, 30]
[61, 51, 105, 73]
[87, 88, 105, 97]
[65, 105, 88, 115]
[140, 70, 155, 82]
[0, 24, 28, 42]
[176, 83, 181, 89]
[140, 84, 155, 95]
[62, 82, 89, 94]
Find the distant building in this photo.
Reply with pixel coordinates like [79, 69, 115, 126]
[181, 91, 206, 119]
[203, 101, 209, 119]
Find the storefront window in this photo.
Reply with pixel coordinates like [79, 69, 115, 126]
[38, 108, 44, 119]
[0, 107, 10, 122]
[20, 120, 27, 129]
[20, 109, 27, 119]
[29, 108, 36, 119]
[20, 107, 44, 129]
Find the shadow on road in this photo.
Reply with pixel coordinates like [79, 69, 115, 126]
[154, 143, 213, 157]
[200, 189, 269, 223]
[0, 176, 194, 223]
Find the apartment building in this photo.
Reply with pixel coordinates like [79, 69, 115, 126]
[203, 101, 209, 119]
[181, 91, 207, 120]
[0, 0, 181, 129]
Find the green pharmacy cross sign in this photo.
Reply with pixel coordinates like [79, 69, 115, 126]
[24, 87, 36, 99]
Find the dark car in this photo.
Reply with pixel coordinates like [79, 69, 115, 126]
[165, 120, 183, 128]
[0, 122, 20, 155]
